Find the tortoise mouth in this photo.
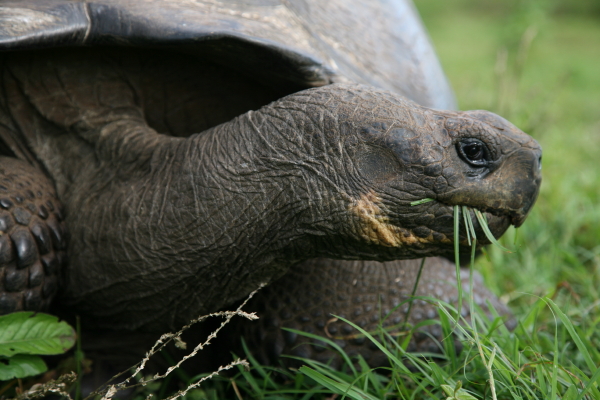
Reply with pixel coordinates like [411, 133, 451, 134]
[480, 206, 525, 228]
[421, 196, 526, 228]
[453, 204, 513, 246]
[442, 193, 535, 229]
[460, 203, 525, 228]
[423, 199, 517, 246]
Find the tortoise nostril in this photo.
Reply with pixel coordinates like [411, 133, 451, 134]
[538, 155, 542, 170]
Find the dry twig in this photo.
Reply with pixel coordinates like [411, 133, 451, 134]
[87, 283, 265, 399]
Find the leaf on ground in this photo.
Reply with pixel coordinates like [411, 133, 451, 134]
[0, 354, 47, 380]
[0, 312, 76, 357]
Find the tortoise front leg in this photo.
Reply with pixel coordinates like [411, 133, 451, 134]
[0, 157, 67, 314]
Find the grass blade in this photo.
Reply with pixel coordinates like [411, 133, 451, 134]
[463, 206, 478, 241]
[547, 298, 596, 373]
[281, 328, 359, 377]
[403, 257, 426, 327]
[576, 365, 600, 400]
[462, 206, 472, 245]
[410, 198, 434, 206]
[474, 210, 512, 252]
[299, 366, 380, 400]
[454, 205, 464, 323]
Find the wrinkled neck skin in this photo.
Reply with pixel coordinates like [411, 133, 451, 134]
[60, 113, 358, 331]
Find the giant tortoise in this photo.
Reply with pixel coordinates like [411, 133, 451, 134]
[0, 0, 541, 368]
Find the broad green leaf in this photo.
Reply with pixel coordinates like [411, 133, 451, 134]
[0, 355, 47, 380]
[0, 312, 75, 356]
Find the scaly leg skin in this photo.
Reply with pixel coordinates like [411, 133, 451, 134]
[0, 157, 67, 314]
[236, 257, 513, 368]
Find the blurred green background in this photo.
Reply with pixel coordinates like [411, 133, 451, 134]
[415, 0, 600, 322]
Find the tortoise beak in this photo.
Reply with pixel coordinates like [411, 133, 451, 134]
[508, 147, 542, 227]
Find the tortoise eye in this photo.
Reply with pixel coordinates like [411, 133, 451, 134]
[457, 139, 489, 167]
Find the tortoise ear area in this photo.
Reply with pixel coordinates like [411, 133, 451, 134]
[355, 145, 401, 185]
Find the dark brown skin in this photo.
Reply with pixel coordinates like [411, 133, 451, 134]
[0, 48, 541, 333]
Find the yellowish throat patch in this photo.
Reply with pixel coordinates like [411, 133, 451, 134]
[350, 191, 441, 247]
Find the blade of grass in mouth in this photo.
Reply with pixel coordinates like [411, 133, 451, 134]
[411, 200, 512, 323]
[474, 209, 513, 253]
[410, 198, 434, 206]
[411, 199, 512, 251]
[462, 206, 472, 246]
[462, 209, 500, 400]
[454, 205, 463, 323]
[463, 206, 477, 244]
[455, 205, 512, 322]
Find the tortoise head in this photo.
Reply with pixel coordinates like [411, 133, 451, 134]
[356, 93, 540, 258]
[434, 110, 542, 227]
[275, 85, 542, 259]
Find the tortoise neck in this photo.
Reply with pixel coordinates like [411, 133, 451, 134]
[179, 112, 328, 261]
[60, 110, 332, 331]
